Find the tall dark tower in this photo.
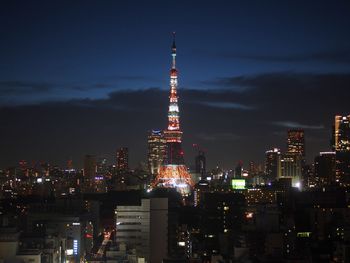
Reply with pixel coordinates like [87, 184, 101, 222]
[154, 33, 193, 195]
[195, 151, 206, 178]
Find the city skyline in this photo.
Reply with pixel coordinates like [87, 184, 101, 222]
[2, 2, 350, 262]
[1, 1, 350, 168]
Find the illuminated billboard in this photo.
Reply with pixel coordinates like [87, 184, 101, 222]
[231, 179, 246, 189]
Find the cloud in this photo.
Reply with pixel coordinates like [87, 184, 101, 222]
[0, 81, 54, 95]
[105, 75, 158, 82]
[210, 72, 350, 90]
[1, 72, 349, 169]
[196, 101, 255, 110]
[272, 121, 324, 130]
[216, 50, 350, 64]
[71, 83, 114, 91]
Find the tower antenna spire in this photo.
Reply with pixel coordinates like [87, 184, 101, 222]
[171, 32, 176, 69]
[172, 31, 176, 47]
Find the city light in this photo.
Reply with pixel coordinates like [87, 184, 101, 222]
[231, 179, 246, 189]
[1, 4, 348, 262]
[73, 240, 78, 255]
[246, 212, 254, 219]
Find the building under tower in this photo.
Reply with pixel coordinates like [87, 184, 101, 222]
[154, 33, 193, 195]
[148, 130, 166, 176]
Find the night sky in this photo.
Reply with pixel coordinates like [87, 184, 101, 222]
[1, 1, 350, 169]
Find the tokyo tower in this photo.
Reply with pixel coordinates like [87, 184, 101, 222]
[154, 33, 193, 195]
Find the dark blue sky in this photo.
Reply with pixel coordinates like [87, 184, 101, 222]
[1, 1, 350, 168]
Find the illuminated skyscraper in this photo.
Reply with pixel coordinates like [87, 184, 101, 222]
[287, 129, 305, 157]
[284, 129, 304, 187]
[154, 33, 193, 194]
[116, 147, 129, 171]
[334, 115, 350, 152]
[333, 115, 350, 184]
[280, 152, 302, 187]
[148, 130, 166, 176]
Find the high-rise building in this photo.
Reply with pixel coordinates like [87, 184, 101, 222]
[314, 152, 336, 185]
[148, 130, 166, 176]
[96, 157, 108, 175]
[195, 151, 206, 178]
[235, 161, 243, 178]
[333, 115, 350, 184]
[248, 161, 257, 177]
[154, 33, 193, 195]
[116, 147, 129, 171]
[287, 129, 305, 157]
[83, 155, 96, 178]
[115, 198, 168, 263]
[280, 152, 302, 187]
[334, 115, 350, 152]
[265, 148, 281, 181]
[285, 129, 304, 186]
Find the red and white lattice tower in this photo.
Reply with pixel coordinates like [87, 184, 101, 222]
[154, 33, 193, 195]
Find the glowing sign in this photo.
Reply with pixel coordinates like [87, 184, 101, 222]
[231, 179, 246, 189]
[297, 232, 311, 238]
[73, 240, 78, 255]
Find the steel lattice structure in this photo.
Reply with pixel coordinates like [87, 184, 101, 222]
[154, 33, 193, 195]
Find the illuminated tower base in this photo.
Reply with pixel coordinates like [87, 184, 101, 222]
[156, 165, 192, 195]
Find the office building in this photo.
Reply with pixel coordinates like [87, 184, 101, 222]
[314, 152, 336, 185]
[195, 151, 206, 178]
[280, 152, 302, 187]
[115, 198, 168, 263]
[83, 155, 96, 178]
[265, 148, 281, 181]
[334, 115, 350, 152]
[116, 147, 129, 171]
[148, 130, 166, 176]
[287, 129, 305, 157]
[333, 115, 350, 184]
